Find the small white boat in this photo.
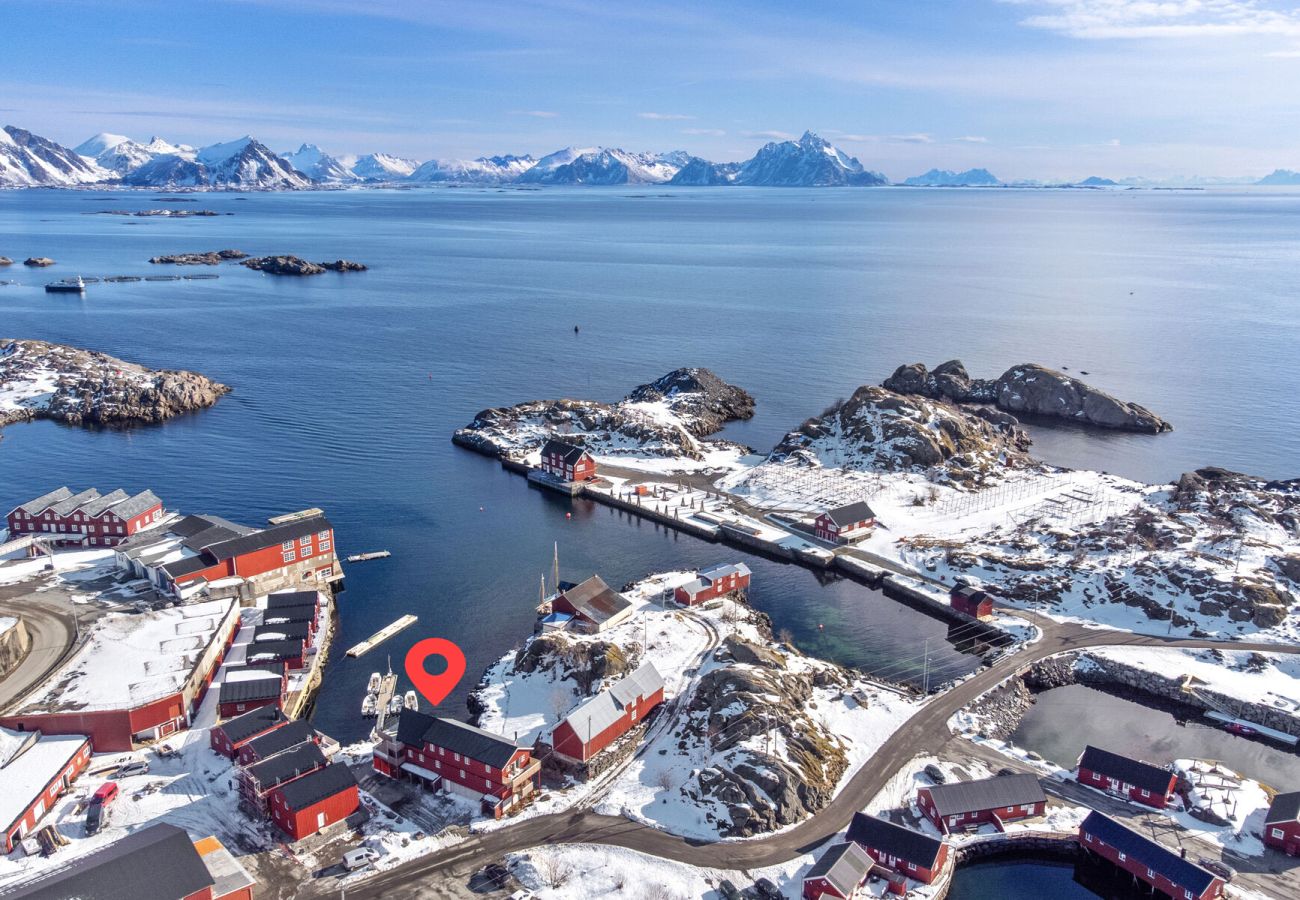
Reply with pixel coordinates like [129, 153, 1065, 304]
[388, 695, 404, 715]
[367, 672, 381, 693]
[361, 694, 377, 717]
[404, 690, 418, 711]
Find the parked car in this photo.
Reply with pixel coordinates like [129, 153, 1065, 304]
[752, 877, 782, 898]
[1198, 858, 1236, 882]
[113, 760, 150, 778]
[85, 782, 119, 835]
[343, 847, 379, 871]
[717, 879, 742, 900]
[924, 764, 947, 784]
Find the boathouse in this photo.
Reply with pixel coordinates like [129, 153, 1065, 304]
[950, 584, 994, 620]
[1076, 745, 1176, 809]
[917, 774, 1046, 833]
[674, 562, 752, 606]
[210, 706, 289, 759]
[813, 501, 876, 544]
[6, 486, 164, 550]
[237, 719, 319, 765]
[0, 823, 255, 900]
[267, 762, 359, 841]
[244, 638, 306, 670]
[372, 710, 541, 819]
[552, 575, 634, 633]
[237, 741, 328, 811]
[802, 840, 873, 900]
[846, 812, 949, 886]
[1078, 811, 1225, 900]
[1, 729, 92, 853]
[1264, 791, 1300, 855]
[217, 675, 284, 720]
[539, 439, 596, 483]
[551, 661, 665, 763]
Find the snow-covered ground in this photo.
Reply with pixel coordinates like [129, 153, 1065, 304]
[1172, 759, 1271, 856]
[0, 546, 117, 587]
[1083, 645, 1300, 713]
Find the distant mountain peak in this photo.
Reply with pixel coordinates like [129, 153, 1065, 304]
[902, 167, 1001, 187]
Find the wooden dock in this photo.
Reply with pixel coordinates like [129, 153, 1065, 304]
[346, 614, 418, 658]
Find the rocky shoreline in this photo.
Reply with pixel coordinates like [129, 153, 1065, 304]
[242, 255, 367, 275]
[0, 338, 230, 431]
[149, 249, 248, 265]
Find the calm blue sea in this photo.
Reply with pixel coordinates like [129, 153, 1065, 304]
[1, 187, 1297, 754]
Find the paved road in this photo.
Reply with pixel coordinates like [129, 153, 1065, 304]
[347, 621, 1300, 898]
[0, 586, 81, 712]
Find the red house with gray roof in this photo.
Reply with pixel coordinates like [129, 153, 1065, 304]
[552, 574, 634, 633]
[813, 501, 876, 544]
[847, 813, 949, 886]
[1264, 790, 1300, 855]
[7, 486, 164, 550]
[1079, 811, 1225, 900]
[266, 761, 358, 841]
[551, 661, 665, 763]
[674, 563, 752, 606]
[539, 439, 596, 483]
[1076, 745, 1176, 809]
[918, 773, 1046, 833]
[803, 840, 873, 899]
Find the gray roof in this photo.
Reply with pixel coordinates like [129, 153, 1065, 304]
[0, 823, 213, 900]
[560, 661, 664, 744]
[109, 490, 162, 520]
[1078, 745, 1174, 795]
[16, 487, 71, 516]
[244, 741, 326, 791]
[1080, 811, 1218, 895]
[1266, 791, 1300, 825]
[846, 813, 945, 869]
[201, 515, 332, 562]
[924, 774, 1046, 817]
[79, 489, 129, 517]
[824, 501, 877, 527]
[397, 711, 522, 769]
[805, 841, 872, 894]
[161, 554, 213, 580]
[219, 677, 282, 705]
[170, 514, 255, 547]
[49, 488, 100, 516]
[700, 562, 751, 582]
[244, 720, 315, 760]
[558, 575, 631, 625]
[275, 762, 356, 812]
[541, 438, 589, 464]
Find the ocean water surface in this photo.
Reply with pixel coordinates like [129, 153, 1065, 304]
[1, 187, 1297, 751]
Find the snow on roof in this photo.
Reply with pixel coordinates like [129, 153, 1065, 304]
[560, 661, 663, 745]
[0, 731, 88, 832]
[13, 598, 235, 713]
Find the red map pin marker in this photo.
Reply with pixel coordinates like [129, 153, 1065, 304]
[404, 638, 467, 708]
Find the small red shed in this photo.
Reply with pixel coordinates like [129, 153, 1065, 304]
[674, 563, 752, 606]
[950, 584, 994, 620]
[217, 675, 284, 720]
[1076, 745, 1176, 809]
[802, 840, 872, 900]
[267, 762, 359, 841]
[551, 661, 665, 763]
[1264, 791, 1300, 855]
[539, 439, 596, 483]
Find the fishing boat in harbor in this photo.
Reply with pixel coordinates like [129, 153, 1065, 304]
[387, 694, 405, 716]
[361, 694, 377, 717]
[368, 672, 381, 693]
[404, 690, 418, 711]
[346, 550, 391, 563]
[45, 276, 86, 294]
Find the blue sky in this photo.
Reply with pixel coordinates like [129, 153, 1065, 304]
[4, 0, 1300, 179]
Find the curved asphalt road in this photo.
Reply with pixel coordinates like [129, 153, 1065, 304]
[0, 595, 78, 712]
[350, 621, 1300, 898]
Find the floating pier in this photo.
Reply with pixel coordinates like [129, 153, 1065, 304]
[1205, 710, 1299, 746]
[346, 550, 391, 563]
[346, 614, 418, 658]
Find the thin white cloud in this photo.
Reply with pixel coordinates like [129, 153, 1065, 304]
[638, 111, 694, 120]
[1005, 0, 1300, 41]
[954, 135, 990, 143]
[512, 109, 559, 118]
[740, 129, 796, 140]
[888, 133, 934, 143]
[682, 127, 725, 136]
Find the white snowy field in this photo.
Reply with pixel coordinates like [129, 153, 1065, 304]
[0, 546, 117, 586]
[1083, 645, 1300, 713]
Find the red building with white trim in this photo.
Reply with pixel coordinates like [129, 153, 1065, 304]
[1, 730, 92, 853]
[1079, 811, 1225, 900]
[373, 711, 541, 819]
[210, 706, 291, 760]
[950, 584, 994, 620]
[551, 661, 664, 763]
[153, 516, 337, 600]
[813, 501, 876, 544]
[1264, 791, 1300, 855]
[674, 563, 752, 606]
[1076, 745, 1176, 809]
[266, 762, 358, 841]
[917, 774, 1046, 834]
[847, 813, 949, 887]
[6, 486, 164, 550]
[539, 439, 596, 483]
[217, 673, 284, 720]
[802, 840, 873, 900]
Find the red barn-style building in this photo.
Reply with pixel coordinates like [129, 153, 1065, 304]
[210, 706, 290, 759]
[917, 774, 1047, 834]
[551, 661, 664, 763]
[217, 674, 284, 720]
[6, 486, 164, 550]
[1, 730, 92, 853]
[237, 742, 328, 811]
[552, 575, 634, 633]
[154, 516, 337, 600]
[813, 501, 877, 544]
[373, 710, 541, 819]
[847, 813, 949, 887]
[950, 584, 994, 620]
[539, 439, 596, 483]
[674, 563, 752, 606]
[236, 720, 318, 766]
[1076, 745, 1176, 809]
[1264, 791, 1300, 855]
[802, 840, 873, 900]
[267, 762, 358, 841]
[0, 823, 255, 900]
[1079, 811, 1225, 900]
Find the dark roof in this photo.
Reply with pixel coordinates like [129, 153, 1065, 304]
[243, 742, 326, 791]
[398, 711, 521, 769]
[262, 606, 317, 625]
[245, 639, 306, 661]
[226, 659, 286, 677]
[0, 823, 213, 900]
[170, 514, 255, 551]
[824, 501, 877, 526]
[253, 622, 311, 642]
[244, 720, 315, 760]
[924, 774, 1046, 817]
[805, 841, 872, 894]
[218, 705, 287, 745]
[219, 677, 283, 705]
[275, 762, 357, 812]
[266, 590, 320, 609]
[541, 438, 590, 464]
[160, 554, 215, 580]
[79, 489, 129, 517]
[847, 813, 944, 870]
[202, 515, 332, 562]
[1080, 811, 1218, 895]
[49, 488, 100, 516]
[1078, 745, 1174, 795]
[1266, 791, 1300, 825]
[558, 575, 631, 625]
[951, 584, 992, 603]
